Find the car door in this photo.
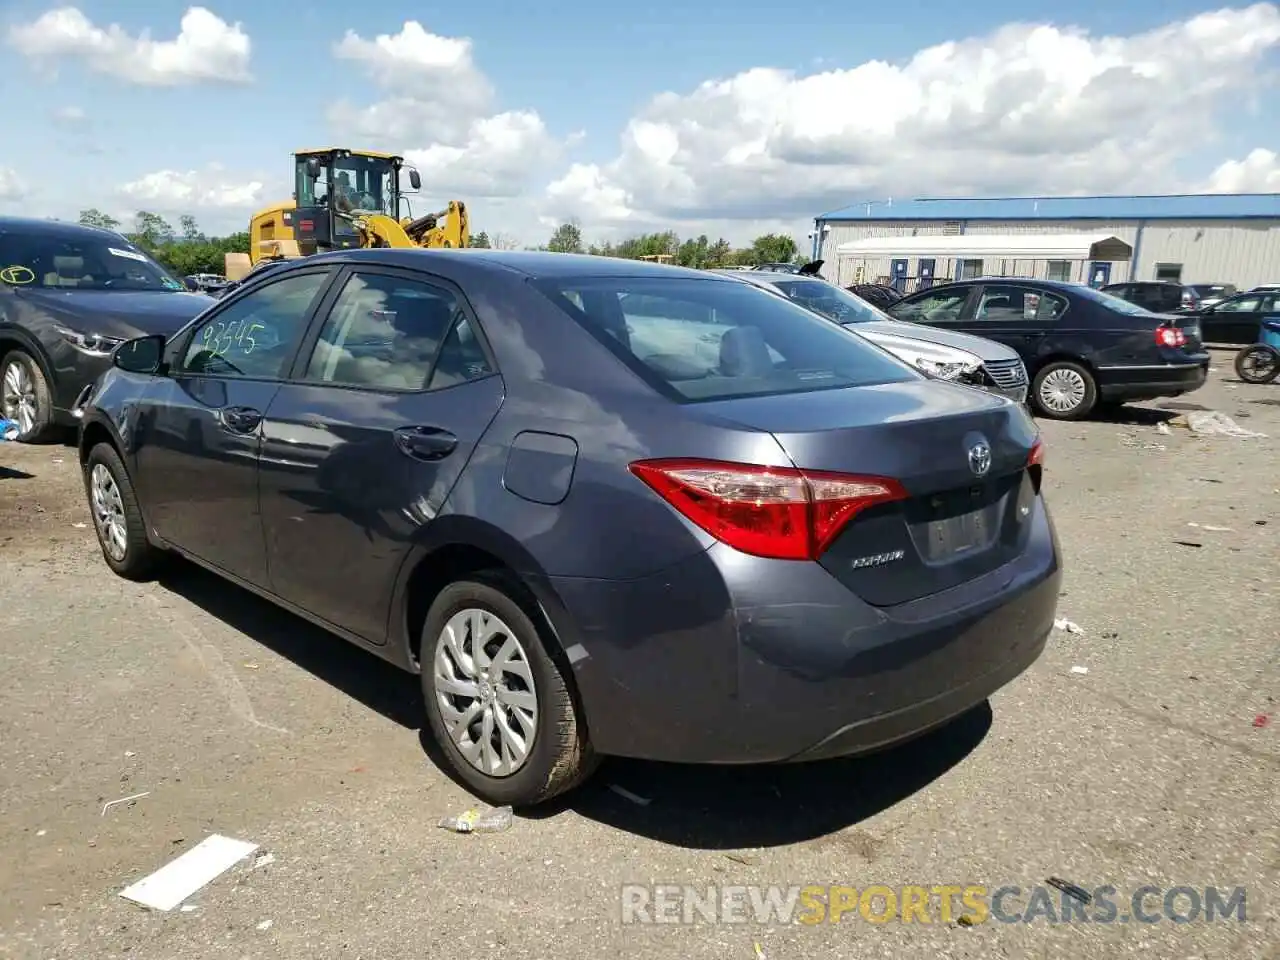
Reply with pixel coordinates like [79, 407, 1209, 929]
[1201, 293, 1268, 345]
[257, 265, 505, 643]
[887, 286, 976, 329]
[958, 283, 1067, 359]
[132, 267, 336, 585]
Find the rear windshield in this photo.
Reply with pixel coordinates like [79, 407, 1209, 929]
[0, 230, 184, 292]
[766, 278, 886, 325]
[1073, 285, 1157, 316]
[533, 276, 920, 402]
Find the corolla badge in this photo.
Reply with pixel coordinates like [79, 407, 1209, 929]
[968, 440, 992, 478]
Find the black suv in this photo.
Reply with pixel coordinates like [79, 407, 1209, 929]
[0, 216, 214, 442]
[887, 278, 1209, 420]
[1100, 281, 1197, 313]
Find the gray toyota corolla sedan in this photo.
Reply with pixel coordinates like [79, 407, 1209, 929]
[724, 269, 1030, 404]
[78, 249, 1061, 806]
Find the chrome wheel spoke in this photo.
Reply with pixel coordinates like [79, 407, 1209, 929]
[432, 606, 539, 778]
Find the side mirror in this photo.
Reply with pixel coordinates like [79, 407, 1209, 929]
[305, 157, 321, 178]
[113, 334, 166, 375]
[183, 277, 199, 291]
[408, 168, 422, 191]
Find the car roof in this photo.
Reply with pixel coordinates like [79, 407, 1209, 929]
[911, 277, 1083, 294]
[299, 248, 733, 282]
[0, 215, 130, 243]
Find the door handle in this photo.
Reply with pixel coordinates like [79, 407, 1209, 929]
[393, 426, 457, 461]
[220, 405, 263, 434]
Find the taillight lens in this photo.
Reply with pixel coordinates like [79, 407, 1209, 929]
[1156, 325, 1186, 348]
[628, 458, 907, 561]
[1028, 438, 1045, 467]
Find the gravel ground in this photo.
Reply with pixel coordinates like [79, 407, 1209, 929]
[1, 357, 1277, 960]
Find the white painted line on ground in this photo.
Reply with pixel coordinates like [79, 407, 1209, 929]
[119, 834, 258, 911]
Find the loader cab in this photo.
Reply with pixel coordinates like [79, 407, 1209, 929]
[292, 148, 422, 255]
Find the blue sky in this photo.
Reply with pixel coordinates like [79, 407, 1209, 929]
[2, 0, 1278, 244]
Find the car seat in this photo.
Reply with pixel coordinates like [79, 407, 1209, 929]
[719, 326, 773, 377]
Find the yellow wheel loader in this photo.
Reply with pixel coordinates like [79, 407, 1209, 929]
[225, 148, 469, 280]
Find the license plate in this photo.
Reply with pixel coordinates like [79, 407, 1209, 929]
[926, 508, 992, 560]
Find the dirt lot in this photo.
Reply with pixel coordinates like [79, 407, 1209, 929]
[1, 357, 1277, 960]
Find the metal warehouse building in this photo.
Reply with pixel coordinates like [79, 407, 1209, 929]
[812, 193, 1280, 293]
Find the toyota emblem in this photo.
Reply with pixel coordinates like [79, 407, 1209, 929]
[968, 441, 992, 477]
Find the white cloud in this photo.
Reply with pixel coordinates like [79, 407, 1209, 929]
[7, 6, 251, 85]
[0, 168, 26, 202]
[329, 20, 561, 202]
[1205, 148, 1280, 192]
[543, 3, 1280, 231]
[117, 167, 266, 212]
[51, 105, 86, 125]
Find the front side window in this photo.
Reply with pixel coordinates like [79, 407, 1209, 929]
[1218, 295, 1262, 313]
[0, 231, 185, 292]
[891, 289, 970, 323]
[768, 279, 885, 325]
[303, 271, 488, 391]
[180, 271, 330, 379]
[534, 276, 918, 402]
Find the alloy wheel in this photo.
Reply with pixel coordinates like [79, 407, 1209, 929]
[1, 359, 37, 436]
[90, 463, 128, 561]
[1039, 368, 1087, 415]
[432, 607, 539, 777]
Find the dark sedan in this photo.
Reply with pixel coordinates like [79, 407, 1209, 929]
[1189, 288, 1280, 346]
[0, 216, 215, 442]
[79, 250, 1061, 806]
[888, 278, 1209, 420]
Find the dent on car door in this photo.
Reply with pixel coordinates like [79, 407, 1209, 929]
[257, 267, 505, 643]
[133, 268, 335, 585]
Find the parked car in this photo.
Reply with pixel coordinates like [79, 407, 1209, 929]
[184, 273, 233, 296]
[1184, 283, 1237, 309]
[0, 215, 216, 442]
[847, 282, 904, 310]
[1190, 289, 1280, 345]
[723, 269, 1030, 404]
[1100, 280, 1199, 313]
[887, 278, 1209, 420]
[79, 249, 1060, 806]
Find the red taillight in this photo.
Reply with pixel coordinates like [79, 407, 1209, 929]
[628, 458, 906, 561]
[1028, 438, 1045, 468]
[1156, 325, 1186, 348]
[299, 219, 314, 232]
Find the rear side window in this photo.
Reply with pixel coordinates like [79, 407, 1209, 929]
[533, 276, 919, 402]
[974, 285, 1067, 322]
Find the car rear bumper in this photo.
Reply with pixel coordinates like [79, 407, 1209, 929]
[1096, 356, 1209, 400]
[554, 496, 1061, 764]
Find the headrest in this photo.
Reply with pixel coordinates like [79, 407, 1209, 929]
[719, 325, 772, 377]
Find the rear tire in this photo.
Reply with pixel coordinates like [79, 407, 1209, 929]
[1, 348, 60, 443]
[420, 577, 597, 807]
[1032, 360, 1098, 420]
[84, 442, 162, 581]
[1235, 345, 1280, 384]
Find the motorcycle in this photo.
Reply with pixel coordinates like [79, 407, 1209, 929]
[1233, 317, 1280, 384]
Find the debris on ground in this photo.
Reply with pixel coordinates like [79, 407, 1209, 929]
[1169, 411, 1267, 439]
[256, 919, 272, 931]
[101, 791, 150, 817]
[119, 834, 259, 912]
[1120, 435, 1166, 451]
[724, 852, 761, 866]
[1054, 618, 1084, 634]
[1173, 540, 1203, 549]
[1070, 666, 1089, 675]
[1187, 522, 1233, 532]
[1047, 877, 1093, 904]
[251, 852, 276, 870]
[1254, 714, 1271, 729]
[608, 784, 652, 806]
[957, 914, 976, 927]
[1156, 422, 1171, 435]
[437, 805, 514, 834]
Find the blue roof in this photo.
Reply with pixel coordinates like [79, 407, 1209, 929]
[817, 193, 1280, 222]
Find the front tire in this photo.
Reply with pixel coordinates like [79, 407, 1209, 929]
[1, 349, 59, 443]
[420, 577, 596, 806]
[84, 442, 162, 581]
[1032, 360, 1098, 420]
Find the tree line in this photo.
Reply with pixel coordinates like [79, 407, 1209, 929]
[78, 208, 250, 277]
[539, 220, 802, 268]
[75, 210, 802, 275]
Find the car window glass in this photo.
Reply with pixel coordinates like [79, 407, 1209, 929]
[891, 290, 968, 322]
[973, 285, 1065, 322]
[536, 277, 918, 402]
[0, 230, 184, 292]
[303, 272, 459, 390]
[769, 279, 884, 324]
[180, 271, 328, 378]
[1219, 296, 1261, 313]
[426, 315, 495, 389]
[1261, 294, 1280, 312]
